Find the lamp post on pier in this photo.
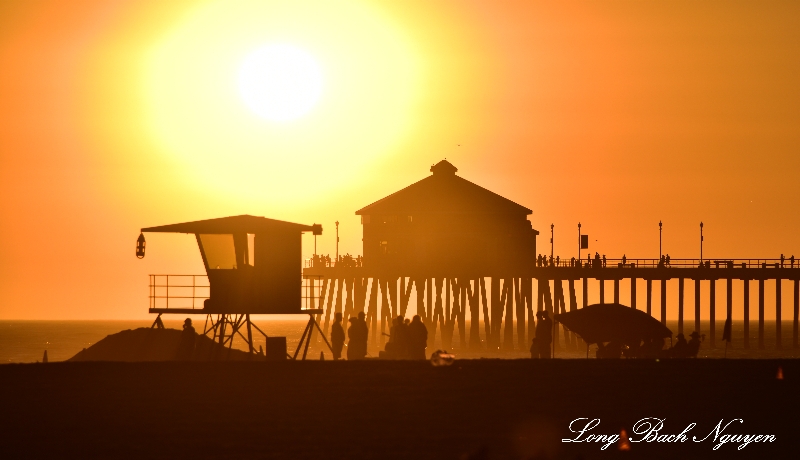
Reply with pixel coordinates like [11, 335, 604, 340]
[578, 222, 582, 261]
[700, 222, 704, 262]
[335, 221, 340, 262]
[659, 220, 663, 258]
[550, 223, 554, 259]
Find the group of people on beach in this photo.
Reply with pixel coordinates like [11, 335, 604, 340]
[330, 312, 369, 360]
[330, 312, 430, 360]
[383, 315, 428, 359]
[595, 331, 704, 359]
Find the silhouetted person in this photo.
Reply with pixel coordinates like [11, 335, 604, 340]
[671, 333, 689, 358]
[602, 254, 607, 268]
[176, 318, 196, 360]
[688, 331, 703, 358]
[357, 314, 369, 358]
[400, 317, 411, 358]
[331, 312, 345, 360]
[347, 318, 359, 360]
[408, 315, 428, 360]
[535, 311, 553, 359]
[595, 342, 606, 359]
[665, 254, 671, 267]
[594, 252, 600, 268]
[384, 316, 399, 358]
[529, 337, 538, 359]
[781, 254, 785, 267]
[622, 254, 627, 265]
[349, 311, 369, 359]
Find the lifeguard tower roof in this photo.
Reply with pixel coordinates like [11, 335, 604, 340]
[355, 160, 532, 216]
[141, 214, 317, 234]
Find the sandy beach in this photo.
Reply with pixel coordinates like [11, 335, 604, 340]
[1, 359, 794, 459]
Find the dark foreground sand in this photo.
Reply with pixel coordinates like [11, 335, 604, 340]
[0, 359, 796, 459]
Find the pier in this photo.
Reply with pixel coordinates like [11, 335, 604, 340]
[302, 257, 800, 352]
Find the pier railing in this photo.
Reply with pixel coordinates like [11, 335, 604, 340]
[542, 258, 798, 269]
[303, 255, 798, 270]
[149, 274, 209, 311]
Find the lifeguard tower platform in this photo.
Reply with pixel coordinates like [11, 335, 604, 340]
[138, 215, 330, 359]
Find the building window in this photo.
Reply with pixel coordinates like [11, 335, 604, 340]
[407, 215, 413, 223]
[382, 215, 397, 224]
[380, 240, 389, 254]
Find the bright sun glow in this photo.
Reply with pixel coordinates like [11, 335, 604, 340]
[143, 0, 420, 208]
[238, 44, 323, 122]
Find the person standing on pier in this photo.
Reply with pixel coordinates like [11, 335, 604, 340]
[535, 311, 553, 359]
[331, 312, 345, 360]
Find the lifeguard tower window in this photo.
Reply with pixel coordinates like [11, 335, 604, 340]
[199, 234, 237, 269]
[246, 233, 255, 266]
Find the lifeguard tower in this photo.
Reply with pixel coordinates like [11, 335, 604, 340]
[137, 215, 330, 359]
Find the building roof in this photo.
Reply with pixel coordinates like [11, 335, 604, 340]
[355, 160, 532, 216]
[141, 215, 319, 234]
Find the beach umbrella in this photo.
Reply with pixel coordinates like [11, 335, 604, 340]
[554, 303, 672, 345]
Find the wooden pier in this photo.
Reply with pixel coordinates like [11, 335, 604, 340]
[303, 257, 800, 352]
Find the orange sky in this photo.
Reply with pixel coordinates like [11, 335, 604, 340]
[1, 0, 799, 319]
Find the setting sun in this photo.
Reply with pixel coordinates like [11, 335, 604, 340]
[238, 44, 323, 122]
[141, 0, 421, 205]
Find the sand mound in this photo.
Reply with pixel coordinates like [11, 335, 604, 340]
[68, 327, 255, 362]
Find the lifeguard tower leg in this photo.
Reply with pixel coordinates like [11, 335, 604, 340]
[246, 315, 254, 354]
[312, 315, 334, 353]
[292, 320, 313, 360]
[151, 314, 164, 329]
[293, 313, 334, 360]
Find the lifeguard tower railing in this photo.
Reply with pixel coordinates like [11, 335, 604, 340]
[149, 274, 210, 311]
[149, 274, 325, 312]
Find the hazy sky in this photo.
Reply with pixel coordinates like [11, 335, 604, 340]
[1, 0, 799, 319]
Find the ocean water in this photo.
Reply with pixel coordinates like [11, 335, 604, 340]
[1, 319, 798, 363]
[0, 319, 311, 363]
